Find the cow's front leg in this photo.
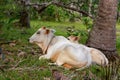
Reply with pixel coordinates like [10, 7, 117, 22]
[39, 55, 50, 60]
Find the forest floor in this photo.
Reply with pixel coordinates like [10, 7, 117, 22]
[0, 21, 120, 80]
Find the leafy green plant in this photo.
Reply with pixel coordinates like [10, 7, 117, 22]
[81, 17, 93, 31]
[66, 26, 88, 43]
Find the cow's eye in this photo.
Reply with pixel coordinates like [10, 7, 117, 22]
[37, 31, 40, 34]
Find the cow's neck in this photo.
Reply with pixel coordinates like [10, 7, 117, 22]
[43, 35, 55, 54]
[36, 36, 56, 54]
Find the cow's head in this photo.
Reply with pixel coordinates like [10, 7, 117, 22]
[67, 35, 80, 43]
[29, 27, 56, 54]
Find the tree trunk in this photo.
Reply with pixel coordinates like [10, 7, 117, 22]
[86, 0, 118, 61]
[19, 9, 30, 28]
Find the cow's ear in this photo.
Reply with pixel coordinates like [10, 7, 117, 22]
[74, 36, 80, 41]
[42, 26, 46, 29]
[51, 29, 56, 33]
[45, 29, 50, 34]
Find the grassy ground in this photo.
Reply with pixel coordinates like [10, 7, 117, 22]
[0, 20, 120, 80]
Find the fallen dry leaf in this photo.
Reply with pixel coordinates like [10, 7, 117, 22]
[3, 58, 14, 64]
[52, 69, 70, 80]
[18, 51, 26, 58]
[8, 40, 17, 47]
[9, 43, 16, 47]
[44, 77, 51, 80]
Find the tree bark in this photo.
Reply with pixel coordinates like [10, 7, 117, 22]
[86, 0, 118, 61]
[19, 9, 30, 28]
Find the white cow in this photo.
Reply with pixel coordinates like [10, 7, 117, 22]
[68, 35, 108, 66]
[29, 27, 95, 69]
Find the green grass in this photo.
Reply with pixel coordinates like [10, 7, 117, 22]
[31, 20, 86, 36]
[0, 20, 120, 80]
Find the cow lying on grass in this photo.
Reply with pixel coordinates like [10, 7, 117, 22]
[29, 27, 108, 69]
[68, 35, 108, 66]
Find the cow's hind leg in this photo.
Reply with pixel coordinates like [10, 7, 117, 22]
[63, 63, 73, 69]
[39, 54, 50, 60]
[55, 51, 74, 69]
[55, 51, 67, 67]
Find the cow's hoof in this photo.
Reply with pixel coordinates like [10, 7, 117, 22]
[48, 62, 57, 66]
[39, 55, 46, 60]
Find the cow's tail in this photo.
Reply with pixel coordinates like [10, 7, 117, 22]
[90, 48, 108, 66]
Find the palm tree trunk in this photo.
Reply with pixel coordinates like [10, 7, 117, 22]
[86, 0, 118, 61]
